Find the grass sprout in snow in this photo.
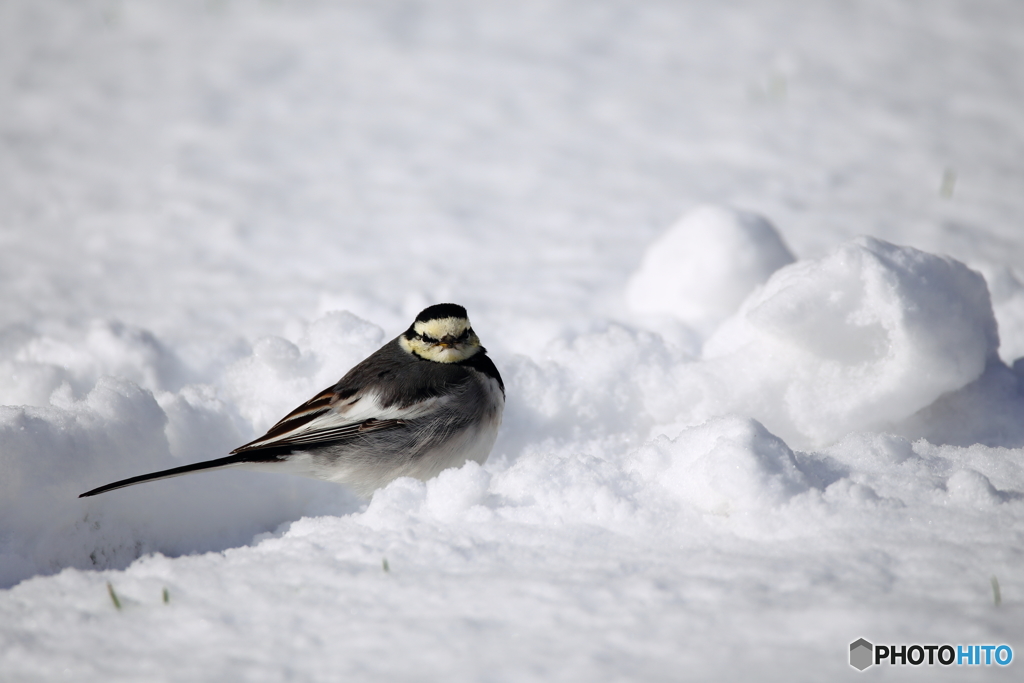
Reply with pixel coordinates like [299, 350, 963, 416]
[107, 582, 122, 611]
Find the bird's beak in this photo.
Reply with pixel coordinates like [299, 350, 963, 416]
[438, 336, 458, 348]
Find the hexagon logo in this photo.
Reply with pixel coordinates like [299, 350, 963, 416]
[850, 638, 873, 671]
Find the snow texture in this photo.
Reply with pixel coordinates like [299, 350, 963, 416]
[2, 1, 1024, 681]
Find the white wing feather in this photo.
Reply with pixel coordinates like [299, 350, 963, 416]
[235, 391, 448, 452]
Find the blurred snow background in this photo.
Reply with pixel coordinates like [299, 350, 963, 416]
[2, 0, 1024, 680]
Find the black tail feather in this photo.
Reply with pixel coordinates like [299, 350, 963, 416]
[78, 451, 285, 498]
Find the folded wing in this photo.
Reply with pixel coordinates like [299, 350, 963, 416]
[79, 387, 443, 498]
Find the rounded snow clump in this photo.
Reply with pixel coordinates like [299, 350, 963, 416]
[703, 236, 999, 446]
[626, 205, 794, 332]
[632, 416, 809, 515]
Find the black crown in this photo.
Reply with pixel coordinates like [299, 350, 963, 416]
[415, 303, 468, 323]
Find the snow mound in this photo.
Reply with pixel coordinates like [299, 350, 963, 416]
[0, 314, 382, 588]
[626, 205, 795, 332]
[0, 377, 171, 586]
[0, 320, 185, 406]
[632, 416, 810, 515]
[0, 373, 343, 589]
[946, 469, 1004, 507]
[688, 237, 999, 447]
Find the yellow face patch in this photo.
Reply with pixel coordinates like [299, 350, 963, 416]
[399, 316, 482, 363]
[413, 317, 470, 340]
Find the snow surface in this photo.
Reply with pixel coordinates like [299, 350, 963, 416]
[2, 0, 1024, 680]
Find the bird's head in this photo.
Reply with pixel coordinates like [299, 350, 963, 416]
[400, 303, 483, 363]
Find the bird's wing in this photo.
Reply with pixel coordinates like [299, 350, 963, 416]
[230, 387, 447, 454]
[79, 387, 443, 498]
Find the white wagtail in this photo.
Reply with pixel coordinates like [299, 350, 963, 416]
[80, 304, 504, 498]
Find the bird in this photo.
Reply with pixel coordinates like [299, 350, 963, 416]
[79, 303, 504, 499]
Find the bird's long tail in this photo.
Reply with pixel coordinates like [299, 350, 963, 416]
[78, 450, 289, 498]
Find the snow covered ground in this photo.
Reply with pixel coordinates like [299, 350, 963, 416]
[2, 0, 1024, 680]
